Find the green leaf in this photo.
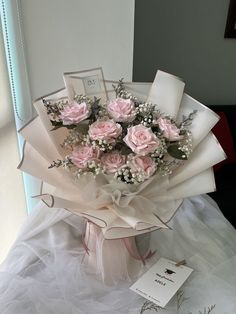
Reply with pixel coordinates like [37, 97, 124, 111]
[50, 120, 77, 131]
[151, 125, 162, 134]
[167, 145, 188, 160]
[93, 97, 101, 106]
[65, 124, 77, 129]
[50, 120, 63, 131]
[50, 120, 62, 126]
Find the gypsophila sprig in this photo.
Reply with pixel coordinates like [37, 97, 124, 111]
[136, 102, 157, 127]
[47, 81, 197, 183]
[113, 79, 138, 103]
[48, 156, 73, 169]
[43, 98, 68, 117]
[61, 129, 82, 148]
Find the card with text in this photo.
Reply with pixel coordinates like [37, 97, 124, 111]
[63, 67, 108, 103]
[130, 258, 193, 308]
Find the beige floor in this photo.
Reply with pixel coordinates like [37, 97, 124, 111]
[0, 122, 27, 263]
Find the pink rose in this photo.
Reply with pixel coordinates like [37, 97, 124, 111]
[157, 117, 183, 141]
[130, 155, 156, 179]
[70, 145, 98, 169]
[88, 119, 122, 143]
[107, 98, 136, 122]
[124, 125, 160, 155]
[60, 101, 90, 125]
[101, 152, 126, 174]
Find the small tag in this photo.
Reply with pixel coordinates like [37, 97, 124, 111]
[64, 68, 108, 102]
[130, 258, 193, 308]
[83, 75, 101, 95]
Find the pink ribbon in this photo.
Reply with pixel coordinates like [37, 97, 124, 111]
[81, 220, 155, 265]
[122, 237, 156, 265]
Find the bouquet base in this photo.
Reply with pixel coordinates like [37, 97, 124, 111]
[82, 221, 153, 285]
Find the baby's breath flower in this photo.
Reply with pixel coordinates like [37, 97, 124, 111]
[43, 98, 69, 122]
[47, 81, 196, 184]
[114, 166, 145, 184]
[178, 130, 193, 159]
[61, 129, 82, 148]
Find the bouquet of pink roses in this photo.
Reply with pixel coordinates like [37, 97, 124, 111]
[18, 68, 226, 283]
[45, 79, 195, 185]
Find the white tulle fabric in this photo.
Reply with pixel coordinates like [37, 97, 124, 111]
[0, 195, 236, 314]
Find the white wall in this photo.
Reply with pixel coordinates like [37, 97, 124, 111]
[0, 25, 27, 263]
[21, 0, 135, 99]
[16, 0, 135, 211]
[1, 0, 133, 259]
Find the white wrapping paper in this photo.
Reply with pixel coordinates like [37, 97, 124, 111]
[18, 70, 226, 239]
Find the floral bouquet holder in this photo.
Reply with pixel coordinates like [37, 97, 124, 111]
[18, 68, 226, 284]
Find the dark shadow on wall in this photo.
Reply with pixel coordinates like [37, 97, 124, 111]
[133, 1, 236, 227]
[133, 0, 236, 105]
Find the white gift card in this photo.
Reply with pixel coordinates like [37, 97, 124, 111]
[82, 75, 101, 95]
[130, 258, 193, 308]
[63, 67, 108, 103]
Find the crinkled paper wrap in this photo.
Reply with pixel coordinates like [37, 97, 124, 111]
[18, 70, 226, 239]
